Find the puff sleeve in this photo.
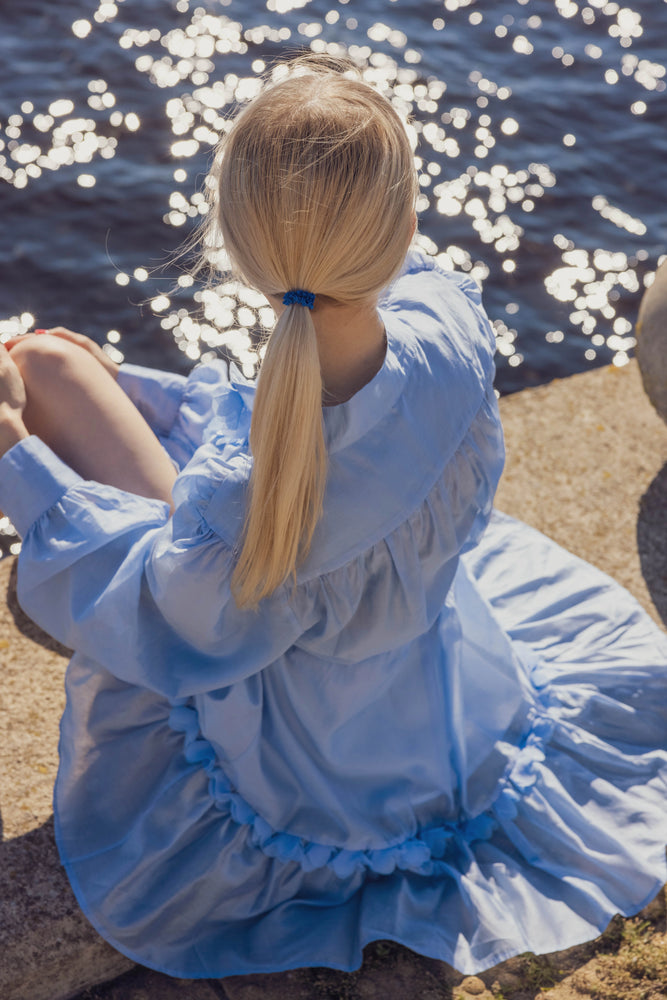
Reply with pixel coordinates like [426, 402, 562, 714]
[0, 435, 302, 699]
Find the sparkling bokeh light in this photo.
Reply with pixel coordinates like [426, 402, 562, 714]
[0, 0, 665, 486]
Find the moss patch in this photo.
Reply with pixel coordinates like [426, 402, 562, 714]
[571, 920, 667, 1000]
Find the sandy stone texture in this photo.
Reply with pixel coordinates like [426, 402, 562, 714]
[0, 556, 134, 1000]
[0, 560, 69, 839]
[495, 359, 667, 626]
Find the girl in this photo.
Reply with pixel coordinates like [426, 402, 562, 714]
[0, 57, 665, 979]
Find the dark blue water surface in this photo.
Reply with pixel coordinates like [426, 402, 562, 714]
[1, 0, 666, 398]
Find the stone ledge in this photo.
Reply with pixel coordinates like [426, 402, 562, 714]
[495, 358, 667, 626]
[0, 358, 665, 1000]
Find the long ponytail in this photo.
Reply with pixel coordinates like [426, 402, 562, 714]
[209, 57, 418, 608]
[231, 303, 326, 607]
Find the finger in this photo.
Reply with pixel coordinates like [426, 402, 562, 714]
[42, 329, 68, 339]
[6, 329, 90, 355]
[38, 329, 87, 348]
[42, 327, 90, 345]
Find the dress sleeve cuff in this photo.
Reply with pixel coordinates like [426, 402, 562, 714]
[0, 436, 82, 538]
[117, 363, 188, 436]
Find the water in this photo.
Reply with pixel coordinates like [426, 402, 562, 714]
[0, 2, 665, 406]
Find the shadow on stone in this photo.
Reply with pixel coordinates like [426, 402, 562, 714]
[637, 461, 667, 626]
[0, 817, 133, 1000]
[5, 559, 71, 657]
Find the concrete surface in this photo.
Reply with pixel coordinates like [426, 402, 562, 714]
[0, 358, 666, 1000]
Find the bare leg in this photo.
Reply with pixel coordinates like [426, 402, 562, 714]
[10, 336, 177, 506]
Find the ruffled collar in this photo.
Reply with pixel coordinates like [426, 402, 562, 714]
[224, 309, 416, 456]
[322, 309, 416, 454]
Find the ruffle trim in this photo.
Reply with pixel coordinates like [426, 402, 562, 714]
[167, 701, 556, 878]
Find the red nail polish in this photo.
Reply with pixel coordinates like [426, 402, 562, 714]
[34, 328, 47, 334]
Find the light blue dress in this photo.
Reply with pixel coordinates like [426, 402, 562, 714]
[0, 251, 666, 978]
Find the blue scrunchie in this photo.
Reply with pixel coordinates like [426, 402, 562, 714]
[283, 289, 315, 310]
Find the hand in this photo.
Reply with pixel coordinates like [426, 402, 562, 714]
[6, 327, 120, 380]
[0, 344, 29, 455]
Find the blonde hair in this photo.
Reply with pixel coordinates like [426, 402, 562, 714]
[213, 57, 418, 608]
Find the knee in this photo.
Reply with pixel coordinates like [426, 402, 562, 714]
[10, 335, 83, 387]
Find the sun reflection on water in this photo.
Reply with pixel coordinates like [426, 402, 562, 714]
[0, 0, 664, 393]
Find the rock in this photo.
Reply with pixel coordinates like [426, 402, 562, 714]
[491, 972, 524, 993]
[82, 967, 220, 1000]
[2, 360, 667, 1000]
[636, 258, 667, 423]
[495, 359, 667, 626]
[459, 975, 487, 994]
[0, 560, 134, 1000]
